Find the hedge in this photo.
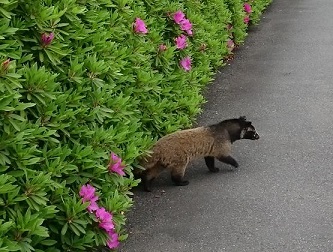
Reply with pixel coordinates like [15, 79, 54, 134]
[0, 0, 271, 251]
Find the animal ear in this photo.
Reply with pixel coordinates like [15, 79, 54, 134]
[239, 116, 247, 121]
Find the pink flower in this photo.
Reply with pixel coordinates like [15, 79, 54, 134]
[95, 207, 113, 221]
[179, 19, 193, 36]
[134, 18, 148, 34]
[186, 29, 193, 36]
[244, 3, 252, 14]
[87, 199, 99, 213]
[179, 19, 192, 32]
[173, 10, 185, 24]
[173, 11, 193, 35]
[111, 152, 121, 163]
[244, 15, 250, 24]
[111, 162, 126, 176]
[108, 152, 125, 176]
[180, 57, 191, 72]
[175, 35, 187, 50]
[159, 44, 167, 52]
[227, 39, 235, 52]
[79, 184, 99, 212]
[100, 221, 115, 232]
[95, 207, 114, 231]
[41, 32, 54, 46]
[106, 231, 120, 249]
[79, 184, 96, 202]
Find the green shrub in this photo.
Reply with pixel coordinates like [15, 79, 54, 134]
[0, 0, 271, 251]
[248, 0, 273, 24]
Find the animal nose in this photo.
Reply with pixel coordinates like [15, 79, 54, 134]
[254, 133, 260, 139]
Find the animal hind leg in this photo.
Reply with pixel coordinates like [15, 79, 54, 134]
[204, 156, 219, 172]
[217, 155, 239, 168]
[170, 163, 189, 186]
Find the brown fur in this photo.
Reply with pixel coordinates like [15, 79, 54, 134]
[140, 116, 259, 191]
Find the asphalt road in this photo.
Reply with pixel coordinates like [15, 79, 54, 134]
[121, 0, 333, 251]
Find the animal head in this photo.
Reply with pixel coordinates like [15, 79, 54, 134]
[211, 116, 260, 142]
[238, 116, 260, 140]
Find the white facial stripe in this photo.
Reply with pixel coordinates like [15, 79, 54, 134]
[240, 129, 247, 139]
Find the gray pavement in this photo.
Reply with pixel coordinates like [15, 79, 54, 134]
[120, 0, 333, 251]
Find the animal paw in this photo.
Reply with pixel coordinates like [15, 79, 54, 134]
[143, 185, 152, 192]
[174, 180, 189, 186]
[209, 167, 220, 173]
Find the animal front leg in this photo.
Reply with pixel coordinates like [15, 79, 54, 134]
[217, 155, 239, 168]
[141, 172, 155, 192]
[170, 164, 189, 186]
[204, 156, 219, 172]
[141, 163, 165, 192]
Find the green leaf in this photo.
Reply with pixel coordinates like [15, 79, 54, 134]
[71, 222, 86, 234]
[30, 195, 47, 206]
[39, 239, 57, 246]
[0, 7, 12, 18]
[15, 103, 36, 111]
[44, 50, 61, 65]
[60, 223, 68, 236]
[23, 157, 41, 166]
[8, 118, 20, 131]
[6, 73, 21, 78]
[9, 114, 25, 121]
[68, 222, 80, 236]
[32, 226, 49, 237]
